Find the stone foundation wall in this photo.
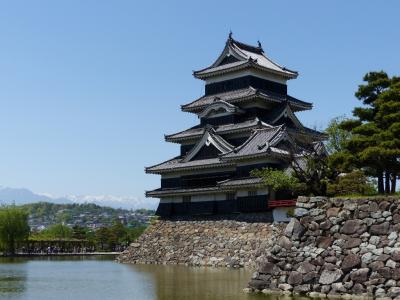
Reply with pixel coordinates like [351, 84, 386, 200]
[117, 218, 282, 268]
[248, 196, 400, 299]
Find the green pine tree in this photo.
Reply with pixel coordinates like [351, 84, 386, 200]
[333, 71, 400, 193]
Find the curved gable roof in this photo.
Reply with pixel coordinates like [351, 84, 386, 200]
[221, 126, 296, 160]
[182, 129, 234, 162]
[267, 102, 304, 129]
[198, 100, 244, 118]
[193, 35, 298, 80]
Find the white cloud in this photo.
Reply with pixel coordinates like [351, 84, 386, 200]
[0, 186, 158, 210]
[66, 194, 158, 210]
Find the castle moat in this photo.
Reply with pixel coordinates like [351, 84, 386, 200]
[0, 256, 279, 300]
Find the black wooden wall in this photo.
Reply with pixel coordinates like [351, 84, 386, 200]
[205, 75, 287, 96]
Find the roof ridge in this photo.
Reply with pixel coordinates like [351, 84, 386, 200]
[268, 125, 286, 146]
[193, 35, 298, 80]
[221, 128, 260, 156]
[228, 35, 298, 75]
[165, 125, 204, 139]
[220, 125, 287, 160]
[166, 118, 274, 142]
[181, 87, 255, 109]
[229, 36, 264, 54]
[145, 156, 181, 171]
[182, 130, 234, 162]
[211, 131, 235, 150]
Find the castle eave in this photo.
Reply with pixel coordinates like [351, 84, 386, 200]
[146, 177, 265, 198]
[146, 186, 221, 198]
[181, 88, 312, 113]
[165, 118, 270, 143]
[193, 61, 298, 80]
[145, 157, 235, 174]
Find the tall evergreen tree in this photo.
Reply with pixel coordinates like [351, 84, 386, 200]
[337, 71, 400, 193]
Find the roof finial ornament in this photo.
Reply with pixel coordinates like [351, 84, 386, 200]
[228, 30, 233, 40]
[257, 40, 262, 48]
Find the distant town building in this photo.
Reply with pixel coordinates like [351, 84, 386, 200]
[146, 34, 325, 217]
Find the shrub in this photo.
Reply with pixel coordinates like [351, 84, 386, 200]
[327, 170, 377, 196]
[251, 168, 302, 192]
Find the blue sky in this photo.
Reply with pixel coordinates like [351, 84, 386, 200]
[0, 1, 399, 200]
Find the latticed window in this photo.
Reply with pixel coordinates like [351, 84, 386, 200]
[248, 190, 257, 197]
[226, 193, 235, 201]
[182, 196, 191, 203]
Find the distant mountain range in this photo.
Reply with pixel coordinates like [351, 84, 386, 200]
[0, 186, 158, 210]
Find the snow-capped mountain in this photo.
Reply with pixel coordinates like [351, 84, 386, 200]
[0, 186, 157, 210]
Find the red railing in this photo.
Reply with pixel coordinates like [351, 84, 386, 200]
[268, 199, 296, 208]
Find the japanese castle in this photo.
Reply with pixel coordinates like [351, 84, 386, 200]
[146, 34, 325, 218]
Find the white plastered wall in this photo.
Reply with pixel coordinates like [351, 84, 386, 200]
[273, 207, 292, 223]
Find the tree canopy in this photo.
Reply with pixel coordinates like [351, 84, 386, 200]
[331, 71, 400, 194]
[325, 116, 352, 154]
[38, 224, 73, 239]
[0, 206, 30, 255]
[251, 168, 301, 193]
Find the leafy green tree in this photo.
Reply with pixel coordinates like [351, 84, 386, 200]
[327, 170, 377, 196]
[0, 207, 30, 255]
[72, 225, 87, 240]
[280, 137, 332, 197]
[40, 224, 73, 239]
[325, 116, 352, 154]
[107, 220, 125, 250]
[56, 212, 72, 224]
[111, 220, 126, 238]
[336, 71, 400, 193]
[126, 226, 146, 242]
[95, 227, 111, 250]
[251, 168, 302, 194]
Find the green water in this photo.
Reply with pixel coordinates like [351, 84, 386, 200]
[0, 256, 271, 300]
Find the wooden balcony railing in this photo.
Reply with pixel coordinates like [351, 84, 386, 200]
[268, 199, 296, 208]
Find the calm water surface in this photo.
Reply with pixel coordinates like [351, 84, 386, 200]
[0, 256, 277, 300]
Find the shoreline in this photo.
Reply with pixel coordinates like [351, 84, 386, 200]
[2, 252, 120, 257]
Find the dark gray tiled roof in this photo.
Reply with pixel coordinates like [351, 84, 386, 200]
[146, 177, 264, 197]
[149, 125, 321, 174]
[146, 186, 220, 197]
[165, 126, 204, 141]
[195, 60, 247, 75]
[286, 127, 327, 142]
[264, 103, 288, 123]
[302, 127, 328, 138]
[181, 87, 311, 112]
[165, 118, 270, 142]
[222, 126, 290, 159]
[145, 157, 233, 174]
[149, 126, 296, 173]
[287, 95, 313, 109]
[193, 37, 297, 79]
[218, 177, 263, 187]
[182, 88, 257, 110]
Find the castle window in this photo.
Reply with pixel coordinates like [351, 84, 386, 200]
[182, 196, 191, 203]
[226, 193, 235, 201]
[248, 190, 257, 197]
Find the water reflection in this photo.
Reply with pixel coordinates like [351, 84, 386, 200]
[0, 257, 302, 300]
[0, 257, 28, 295]
[131, 264, 264, 300]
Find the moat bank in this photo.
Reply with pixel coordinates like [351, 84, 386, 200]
[118, 215, 283, 268]
[249, 196, 400, 299]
